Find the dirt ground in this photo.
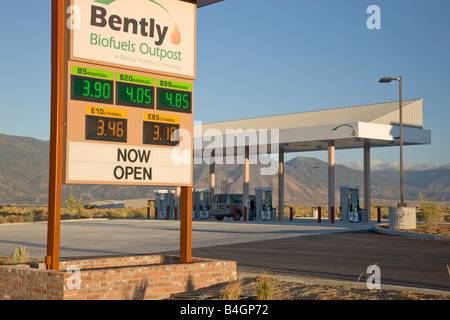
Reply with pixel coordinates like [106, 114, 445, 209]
[400, 224, 450, 236]
[170, 275, 450, 300]
[179, 224, 450, 300]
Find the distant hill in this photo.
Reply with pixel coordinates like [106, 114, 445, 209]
[0, 134, 163, 206]
[193, 157, 449, 205]
[0, 133, 448, 206]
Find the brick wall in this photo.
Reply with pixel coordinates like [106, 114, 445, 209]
[0, 255, 237, 300]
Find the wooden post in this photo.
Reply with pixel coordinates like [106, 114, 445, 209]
[46, 0, 65, 271]
[180, 186, 192, 263]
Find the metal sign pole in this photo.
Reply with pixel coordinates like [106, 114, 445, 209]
[46, 0, 65, 271]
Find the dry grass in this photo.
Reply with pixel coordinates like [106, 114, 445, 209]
[379, 224, 450, 236]
[0, 204, 448, 224]
[283, 204, 450, 222]
[10, 246, 30, 264]
[414, 224, 450, 236]
[0, 207, 149, 224]
[219, 279, 242, 300]
[182, 275, 450, 300]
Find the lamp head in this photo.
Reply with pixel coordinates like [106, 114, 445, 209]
[379, 77, 400, 83]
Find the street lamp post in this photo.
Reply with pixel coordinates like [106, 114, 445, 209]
[379, 76, 406, 207]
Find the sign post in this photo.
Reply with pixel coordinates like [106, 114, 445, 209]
[180, 186, 192, 263]
[47, 0, 198, 270]
[46, 0, 65, 271]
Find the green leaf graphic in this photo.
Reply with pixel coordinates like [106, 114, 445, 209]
[94, 0, 171, 16]
[94, 0, 117, 4]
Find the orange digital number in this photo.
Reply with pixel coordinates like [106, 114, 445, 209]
[97, 119, 105, 136]
[153, 124, 160, 141]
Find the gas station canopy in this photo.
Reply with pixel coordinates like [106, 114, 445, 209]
[194, 99, 431, 223]
[194, 0, 224, 8]
[194, 99, 431, 154]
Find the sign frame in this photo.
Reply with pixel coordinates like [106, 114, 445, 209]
[47, 0, 198, 271]
[62, 0, 196, 187]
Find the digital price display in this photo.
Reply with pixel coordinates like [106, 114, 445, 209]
[117, 82, 154, 108]
[143, 121, 180, 146]
[71, 75, 114, 104]
[157, 88, 192, 114]
[143, 113, 180, 146]
[85, 107, 128, 143]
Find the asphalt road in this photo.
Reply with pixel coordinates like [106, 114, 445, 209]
[171, 229, 450, 292]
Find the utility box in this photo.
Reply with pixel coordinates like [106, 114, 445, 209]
[255, 187, 273, 221]
[339, 185, 361, 223]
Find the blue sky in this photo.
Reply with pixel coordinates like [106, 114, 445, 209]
[0, 0, 449, 168]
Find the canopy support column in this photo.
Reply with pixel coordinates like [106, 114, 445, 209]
[328, 141, 335, 222]
[209, 154, 215, 207]
[364, 141, 371, 222]
[243, 146, 250, 221]
[278, 146, 284, 221]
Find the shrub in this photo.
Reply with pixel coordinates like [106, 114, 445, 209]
[75, 197, 84, 219]
[418, 193, 444, 224]
[28, 210, 35, 222]
[10, 245, 30, 264]
[127, 208, 146, 218]
[108, 209, 129, 218]
[257, 275, 273, 300]
[5, 215, 24, 223]
[65, 186, 84, 219]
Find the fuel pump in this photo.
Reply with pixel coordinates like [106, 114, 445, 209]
[154, 190, 165, 219]
[154, 189, 175, 219]
[193, 189, 210, 219]
[192, 190, 199, 219]
[167, 190, 175, 219]
[199, 190, 210, 219]
[339, 185, 361, 223]
[255, 187, 273, 221]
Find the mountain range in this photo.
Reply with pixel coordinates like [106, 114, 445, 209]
[0, 133, 448, 206]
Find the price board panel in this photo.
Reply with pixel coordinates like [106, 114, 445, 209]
[62, 0, 196, 186]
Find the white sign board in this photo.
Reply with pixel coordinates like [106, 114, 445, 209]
[68, 142, 191, 184]
[71, 0, 196, 78]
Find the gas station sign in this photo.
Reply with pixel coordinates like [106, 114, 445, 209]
[63, 0, 196, 186]
[71, 0, 196, 77]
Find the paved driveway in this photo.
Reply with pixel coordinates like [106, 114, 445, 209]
[0, 218, 373, 259]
